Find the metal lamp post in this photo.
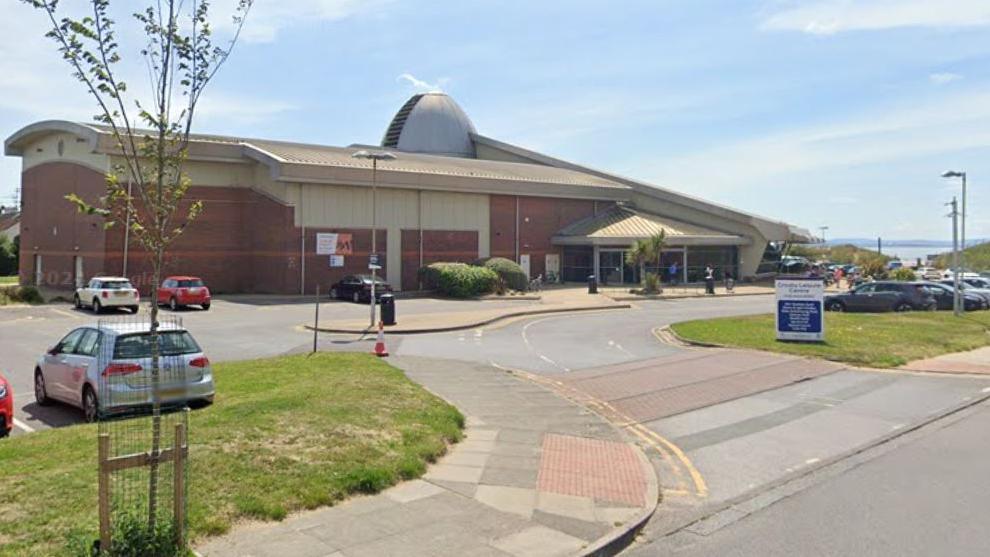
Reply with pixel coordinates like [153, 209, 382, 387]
[947, 197, 961, 316]
[352, 150, 397, 328]
[818, 226, 829, 244]
[941, 170, 967, 261]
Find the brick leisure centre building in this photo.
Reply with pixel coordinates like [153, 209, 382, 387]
[4, 93, 812, 294]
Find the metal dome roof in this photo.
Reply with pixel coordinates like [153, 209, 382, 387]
[381, 92, 477, 157]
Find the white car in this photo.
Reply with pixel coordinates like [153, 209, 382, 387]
[74, 276, 140, 313]
[34, 322, 215, 422]
[914, 267, 942, 281]
[941, 269, 982, 281]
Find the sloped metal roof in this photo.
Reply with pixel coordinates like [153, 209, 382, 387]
[555, 205, 743, 242]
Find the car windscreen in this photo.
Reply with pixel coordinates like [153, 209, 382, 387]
[102, 281, 133, 290]
[113, 331, 201, 359]
[177, 279, 204, 287]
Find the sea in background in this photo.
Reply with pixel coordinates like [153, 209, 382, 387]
[825, 239, 989, 265]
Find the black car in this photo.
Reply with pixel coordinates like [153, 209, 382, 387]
[329, 275, 392, 303]
[824, 281, 936, 313]
[923, 282, 989, 311]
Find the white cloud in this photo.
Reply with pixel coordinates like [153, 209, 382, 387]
[930, 72, 963, 85]
[827, 196, 860, 205]
[396, 73, 449, 93]
[214, 0, 394, 43]
[762, 0, 990, 35]
[645, 87, 990, 195]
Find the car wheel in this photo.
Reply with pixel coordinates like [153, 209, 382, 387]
[202, 303, 211, 311]
[93, 299, 102, 314]
[0, 417, 8, 438]
[74, 294, 82, 309]
[894, 302, 912, 312]
[129, 305, 139, 314]
[827, 301, 845, 312]
[170, 297, 179, 311]
[82, 386, 99, 424]
[353, 291, 361, 303]
[35, 368, 52, 406]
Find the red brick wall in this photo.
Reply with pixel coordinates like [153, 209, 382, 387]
[300, 228, 386, 295]
[489, 195, 596, 279]
[401, 230, 479, 290]
[19, 162, 108, 289]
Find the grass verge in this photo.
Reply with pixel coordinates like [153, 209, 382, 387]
[671, 311, 990, 368]
[0, 353, 464, 556]
[0, 276, 17, 285]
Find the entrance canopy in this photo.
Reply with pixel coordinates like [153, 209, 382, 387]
[552, 205, 748, 247]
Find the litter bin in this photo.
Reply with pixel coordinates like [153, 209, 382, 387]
[380, 294, 396, 325]
[587, 275, 597, 294]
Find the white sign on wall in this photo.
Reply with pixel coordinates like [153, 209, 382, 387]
[316, 233, 339, 255]
[775, 278, 825, 342]
[329, 255, 344, 268]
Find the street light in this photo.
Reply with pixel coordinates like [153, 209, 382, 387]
[352, 150, 397, 328]
[818, 226, 829, 244]
[941, 170, 967, 260]
[946, 197, 962, 316]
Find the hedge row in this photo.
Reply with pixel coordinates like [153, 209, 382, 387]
[417, 263, 499, 298]
[474, 257, 528, 292]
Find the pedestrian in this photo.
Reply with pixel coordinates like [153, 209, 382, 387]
[724, 269, 735, 293]
[704, 264, 715, 295]
[669, 261, 679, 287]
[833, 267, 843, 290]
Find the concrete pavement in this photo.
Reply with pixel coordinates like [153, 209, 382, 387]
[901, 345, 990, 375]
[197, 357, 658, 557]
[625, 398, 990, 556]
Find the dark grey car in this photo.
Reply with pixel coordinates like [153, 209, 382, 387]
[824, 281, 936, 313]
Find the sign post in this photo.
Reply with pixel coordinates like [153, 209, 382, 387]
[775, 278, 825, 342]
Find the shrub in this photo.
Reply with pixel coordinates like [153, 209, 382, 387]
[0, 235, 17, 276]
[474, 257, 528, 291]
[643, 272, 661, 294]
[418, 263, 498, 298]
[891, 267, 916, 281]
[860, 258, 888, 280]
[0, 285, 43, 305]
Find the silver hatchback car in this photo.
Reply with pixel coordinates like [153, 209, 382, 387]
[34, 322, 215, 422]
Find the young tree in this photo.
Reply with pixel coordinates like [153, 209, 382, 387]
[625, 230, 667, 293]
[23, 0, 252, 534]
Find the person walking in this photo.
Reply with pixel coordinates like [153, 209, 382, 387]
[705, 264, 715, 295]
[833, 267, 843, 290]
[669, 261, 679, 287]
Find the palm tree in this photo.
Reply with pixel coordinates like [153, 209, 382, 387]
[626, 229, 667, 292]
[625, 239, 650, 284]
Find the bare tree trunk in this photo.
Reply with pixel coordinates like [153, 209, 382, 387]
[147, 249, 163, 530]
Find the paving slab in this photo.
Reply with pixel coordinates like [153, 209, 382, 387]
[901, 346, 990, 374]
[197, 356, 657, 557]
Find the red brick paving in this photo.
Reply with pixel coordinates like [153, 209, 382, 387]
[537, 434, 647, 506]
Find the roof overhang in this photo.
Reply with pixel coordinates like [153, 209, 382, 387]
[552, 235, 750, 247]
[5, 120, 101, 156]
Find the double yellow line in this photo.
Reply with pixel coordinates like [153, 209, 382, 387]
[494, 363, 708, 499]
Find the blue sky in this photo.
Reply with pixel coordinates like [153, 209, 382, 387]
[2, 0, 988, 241]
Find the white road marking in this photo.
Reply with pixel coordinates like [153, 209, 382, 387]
[805, 458, 820, 465]
[521, 317, 571, 372]
[982, 387, 990, 393]
[49, 308, 80, 319]
[13, 418, 35, 433]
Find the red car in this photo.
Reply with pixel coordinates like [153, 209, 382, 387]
[0, 371, 12, 438]
[157, 276, 212, 311]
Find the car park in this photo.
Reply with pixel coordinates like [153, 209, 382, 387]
[923, 282, 989, 311]
[74, 277, 140, 314]
[939, 280, 990, 305]
[964, 277, 990, 289]
[157, 276, 211, 311]
[914, 267, 942, 281]
[34, 323, 214, 423]
[329, 275, 393, 303]
[0, 371, 12, 438]
[824, 281, 936, 312]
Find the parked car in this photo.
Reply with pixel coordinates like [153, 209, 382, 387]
[923, 282, 989, 311]
[964, 277, 990, 289]
[941, 269, 982, 281]
[74, 276, 140, 314]
[0, 371, 12, 438]
[938, 280, 990, 305]
[34, 323, 214, 423]
[329, 275, 392, 303]
[914, 267, 942, 281]
[157, 276, 211, 311]
[824, 281, 936, 312]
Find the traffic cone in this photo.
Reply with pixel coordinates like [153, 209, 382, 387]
[372, 321, 389, 357]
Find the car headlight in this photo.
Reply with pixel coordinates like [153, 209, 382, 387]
[0, 383, 7, 400]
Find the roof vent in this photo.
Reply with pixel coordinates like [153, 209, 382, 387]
[380, 92, 477, 157]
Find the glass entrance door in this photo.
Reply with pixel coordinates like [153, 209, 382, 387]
[599, 250, 624, 285]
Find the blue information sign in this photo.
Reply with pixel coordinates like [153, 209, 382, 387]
[775, 278, 825, 342]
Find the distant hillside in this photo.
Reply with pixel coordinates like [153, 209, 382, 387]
[933, 241, 990, 271]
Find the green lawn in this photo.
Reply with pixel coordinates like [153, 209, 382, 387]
[0, 353, 464, 556]
[0, 276, 17, 285]
[671, 312, 990, 368]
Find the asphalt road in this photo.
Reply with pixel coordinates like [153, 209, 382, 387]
[626, 399, 990, 557]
